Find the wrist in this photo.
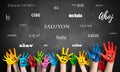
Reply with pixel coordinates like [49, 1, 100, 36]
[90, 62, 98, 72]
[50, 66, 56, 72]
[60, 63, 66, 72]
[80, 65, 87, 72]
[71, 65, 76, 72]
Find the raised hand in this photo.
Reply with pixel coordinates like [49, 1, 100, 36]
[69, 53, 77, 65]
[18, 52, 29, 67]
[100, 41, 117, 62]
[34, 51, 44, 64]
[75, 51, 90, 66]
[46, 52, 58, 66]
[87, 44, 101, 62]
[3, 48, 18, 65]
[41, 55, 50, 68]
[27, 55, 36, 67]
[56, 47, 73, 64]
[98, 59, 105, 71]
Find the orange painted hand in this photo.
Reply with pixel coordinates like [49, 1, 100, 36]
[56, 47, 73, 64]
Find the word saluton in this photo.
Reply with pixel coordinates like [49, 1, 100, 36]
[19, 43, 33, 47]
[98, 10, 114, 23]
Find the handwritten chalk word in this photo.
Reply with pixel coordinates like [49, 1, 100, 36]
[71, 3, 84, 8]
[31, 12, 40, 17]
[43, 44, 48, 47]
[19, 24, 27, 27]
[8, 4, 35, 7]
[56, 35, 67, 40]
[7, 34, 17, 37]
[88, 33, 99, 38]
[44, 24, 70, 29]
[96, 4, 103, 7]
[29, 33, 40, 38]
[53, 6, 59, 10]
[5, 14, 10, 21]
[109, 32, 117, 35]
[98, 10, 114, 23]
[19, 43, 33, 47]
[72, 43, 82, 47]
[80, 24, 93, 28]
[69, 13, 83, 18]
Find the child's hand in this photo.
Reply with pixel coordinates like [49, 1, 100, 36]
[41, 55, 50, 68]
[27, 55, 36, 67]
[34, 51, 44, 64]
[69, 53, 77, 65]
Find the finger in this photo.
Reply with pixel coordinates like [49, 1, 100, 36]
[111, 42, 113, 50]
[114, 46, 117, 54]
[65, 48, 69, 55]
[4, 55, 7, 59]
[96, 44, 99, 51]
[100, 52, 106, 59]
[62, 47, 65, 55]
[87, 51, 91, 58]
[22, 53, 25, 57]
[79, 51, 81, 57]
[3, 59, 6, 61]
[6, 52, 9, 57]
[52, 52, 55, 57]
[13, 48, 16, 55]
[103, 43, 107, 52]
[38, 51, 40, 56]
[82, 50, 85, 57]
[9, 49, 13, 55]
[56, 54, 61, 60]
[68, 53, 73, 57]
[92, 44, 95, 52]
[108, 41, 110, 50]
[41, 52, 44, 57]
[25, 53, 29, 59]
[75, 55, 79, 59]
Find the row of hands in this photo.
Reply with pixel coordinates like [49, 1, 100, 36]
[3, 41, 117, 71]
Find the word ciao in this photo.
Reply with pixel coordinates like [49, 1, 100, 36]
[44, 24, 70, 29]
[98, 10, 114, 23]
[19, 43, 33, 47]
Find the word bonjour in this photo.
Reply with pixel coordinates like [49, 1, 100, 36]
[69, 13, 83, 18]
[56, 35, 67, 40]
[88, 33, 99, 38]
[98, 10, 114, 23]
[19, 43, 33, 47]
[44, 24, 70, 29]
[29, 33, 40, 38]
[31, 12, 41, 17]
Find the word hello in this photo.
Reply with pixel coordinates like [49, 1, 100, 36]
[98, 10, 114, 23]
[56, 35, 67, 40]
[31, 12, 40, 17]
[5, 14, 10, 21]
[29, 33, 40, 38]
[69, 13, 83, 18]
[44, 24, 70, 29]
[88, 33, 99, 38]
[19, 43, 33, 47]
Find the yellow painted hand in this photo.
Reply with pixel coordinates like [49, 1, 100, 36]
[75, 51, 91, 66]
[56, 47, 73, 64]
[3, 52, 14, 66]
[3, 48, 18, 65]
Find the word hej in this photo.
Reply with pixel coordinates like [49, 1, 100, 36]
[19, 43, 33, 47]
[44, 24, 70, 29]
[98, 10, 114, 23]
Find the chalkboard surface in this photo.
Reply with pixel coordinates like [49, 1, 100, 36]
[0, 0, 120, 72]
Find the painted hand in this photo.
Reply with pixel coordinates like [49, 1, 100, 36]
[3, 48, 18, 65]
[27, 55, 36, 67]
[69, 53, 77, 65]
[100, 41, 117, 62]
[34, 51, 44, 64]
[46, 52, 58, 66]
[41, 55, 50, 68]
[76, 51, 90, 66]
[87, 44, 101, 62]
[18, 52, 29, 67]
[56, 47, 73, 64]
[98, 59, 105, 71]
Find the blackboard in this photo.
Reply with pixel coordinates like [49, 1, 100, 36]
[0, 0, 120, 72]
